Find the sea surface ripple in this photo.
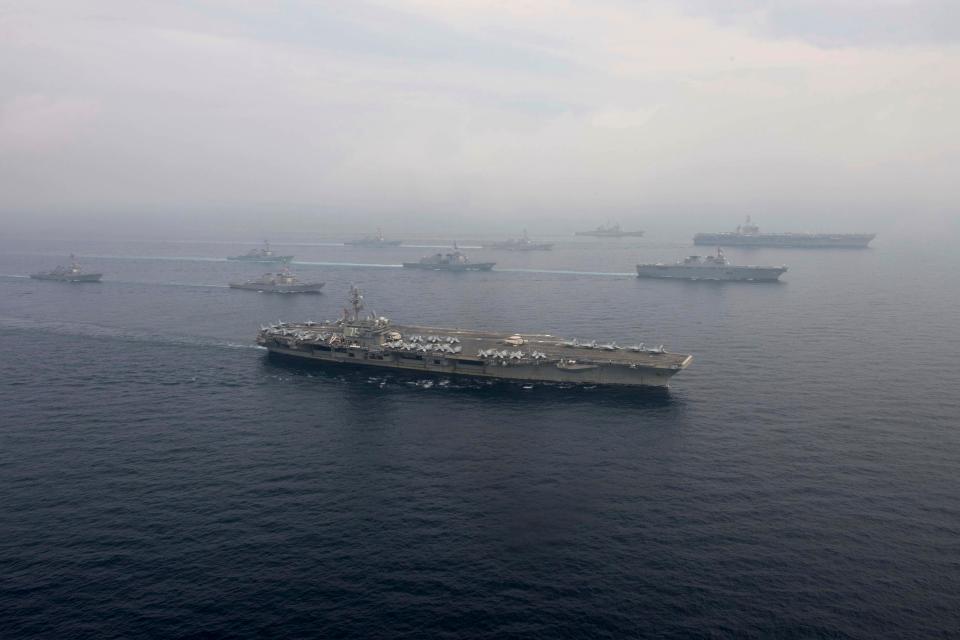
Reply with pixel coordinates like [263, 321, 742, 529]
[1, 236, 959, 639]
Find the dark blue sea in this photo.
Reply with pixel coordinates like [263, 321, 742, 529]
[2, 233, 959, 639]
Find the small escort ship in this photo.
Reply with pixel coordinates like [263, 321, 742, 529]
[483, 230, 553, 251]
[30, 255, 102, 282]
[575, 223, 644, 238]
[402, 245, 495, 271]
[345, 228, 402, 247]
[227, 241, 294, 263]
[637, 248, 787, 282]
[229, 266, 324, 294]
[257, 287, 693, 388]
[694, 216, 875, 248]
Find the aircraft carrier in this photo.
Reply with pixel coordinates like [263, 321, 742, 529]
[257, 287, 692, 388]
[694, 217, 875, 248]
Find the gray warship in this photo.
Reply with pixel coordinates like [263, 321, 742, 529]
[402, 246, 495, 271]
[483, 230, 553, 251]
[227, 241, 294, 263]
[30, 255, 102, 282]
[230, 266, 324, 294]
[637, 248, 787, 281]
[345, 228, 402, 247]
[694, 217, 875, 248]
[257, 287, 692, 388]
[575, 223, 644, 238]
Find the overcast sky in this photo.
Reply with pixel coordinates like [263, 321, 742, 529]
[1, 0, 958, 234]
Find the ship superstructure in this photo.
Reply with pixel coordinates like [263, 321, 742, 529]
[227, 241, 294, 263]
[694, 217, 875, 248]
[257, 287, 692, 388]
[637, 248, 787, 281]
[30, 255, 102, 283]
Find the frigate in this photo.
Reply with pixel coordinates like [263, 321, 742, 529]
[227, 241, 294, 263]
[575, 223, 644, 238]
[345, 228, 402, 247]
[483, 230, 553, 251]
[30, 255, 102, 282]
[402, 246, 495, 271]
[637, 248, 787, 281]
[229, 266, 324, 293]
[694, 217, 875, 248]
[257, 287, 692, 388]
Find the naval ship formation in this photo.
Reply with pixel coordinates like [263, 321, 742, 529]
[257, 287, 692, 388]
[694, 217, 875, 248]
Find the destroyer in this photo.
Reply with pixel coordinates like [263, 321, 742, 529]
[483, 230, 553, 251]
[402, 246, 495, 271]
[345, 228, 402, 247]
[575, 223, 644, 238]
[637, 248, 787, 281]
[30, 255, 102, 282]
[694, 217, 875, 248]
[227, 241, 294, 263]
[257, 287, 692, 388]
[229, 266, 324, 293]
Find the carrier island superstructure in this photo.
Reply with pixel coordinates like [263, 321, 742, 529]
[257, 287, 693, 388]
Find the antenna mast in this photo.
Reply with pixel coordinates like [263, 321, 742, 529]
[348, 285, 364, 321]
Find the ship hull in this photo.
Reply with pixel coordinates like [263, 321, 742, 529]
[229, 283, 324, 293]
[693, 233, 874, 248]
[30, 273, 102, 282]
[263, 343, 683, 388]
[484, 243, 554, 251]
[636, 264, 786, 281]
[226, 256, 294, 263]
[575, 231, 644, 237]
[402, 263, 495, 271]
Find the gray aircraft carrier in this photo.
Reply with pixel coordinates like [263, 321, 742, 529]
[257, 287, 692, 388]
[694, 217, 875, 248]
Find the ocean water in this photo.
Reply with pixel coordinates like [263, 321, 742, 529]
[2, 235, 959, 638]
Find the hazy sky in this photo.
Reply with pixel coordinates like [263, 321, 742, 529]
[1, 0, 958, 233]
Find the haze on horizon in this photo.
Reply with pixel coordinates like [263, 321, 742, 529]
[1, 0, 958, 237]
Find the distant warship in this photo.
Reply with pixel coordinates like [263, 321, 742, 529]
[402, 246, 495, 271]
[30, 255, 102, 282]
[575, 223, 644, 238]
[637, 248, 787, 281]
[229, 266, 324, 293]
[226, 241, 294, 263]
[345, 228, 402, 247]
[483, 230, 553, 251]
[694, 217, 875, 248]
[257, 287, 692, 388]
